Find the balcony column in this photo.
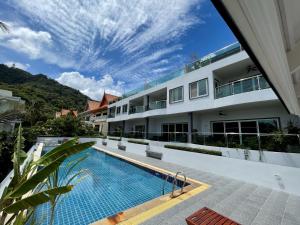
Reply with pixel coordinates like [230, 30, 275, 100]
[188, 112, 193, 143]
[144, 95, 149, 111]
[122, 120, 125, 137]
[107, 122, 111, 136]
[145, 117, 149, 139]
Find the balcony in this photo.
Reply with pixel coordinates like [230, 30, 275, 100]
[92, 115, 107, 122]
[148, 100, 166, 110]
[129, 106, 145, 114]
[121, 43, 243, 99]
[215, 74, 270, 99]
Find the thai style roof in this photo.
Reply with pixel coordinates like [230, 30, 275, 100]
[80, 92, 119, 115]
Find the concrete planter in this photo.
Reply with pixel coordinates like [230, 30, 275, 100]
[102, 140, 107, 146]
[146, 150, 163, 160]
[118, 144, 126, 151]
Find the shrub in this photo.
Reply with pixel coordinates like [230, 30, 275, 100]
[127, 139, 149, 145]
[108, 137, 121, 141]
[164, 144, 222, 156]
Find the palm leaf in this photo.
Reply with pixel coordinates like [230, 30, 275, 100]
[0, 21, 9, 32]
[37, 141, 95, 166]
[40, 138, 78, 160]
[9, 155, 66, 198]
[3, 186, 73, 213]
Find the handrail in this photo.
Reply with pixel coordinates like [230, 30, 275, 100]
[216, 74, 262, 89]
[170, 171, 186, 198]
[162, 173, 172, 195]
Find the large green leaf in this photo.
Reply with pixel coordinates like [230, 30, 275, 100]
[40, 138, 78, 160]
[9, 155, 66, 198]
[3, 186, 73, 213]
[37, 141, 95, 166]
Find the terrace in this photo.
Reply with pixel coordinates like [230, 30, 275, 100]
[121, 42, 243, 100]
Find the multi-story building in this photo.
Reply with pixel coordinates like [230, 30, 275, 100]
[79, 92, 119, 135]
[107, 43, 300, 149]
[0, 89, 25, 132]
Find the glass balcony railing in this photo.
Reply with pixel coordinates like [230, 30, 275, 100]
[185, 42, 242, 73]
[148, 100, 167, 110]
[92, 115, 107, 121]
[108, 113, 115, 118]
[129, 105, 145, 114]
[121, 42, 243, 99]
[215, 74, 271, 99]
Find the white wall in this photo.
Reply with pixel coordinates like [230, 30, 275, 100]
[107, 51, 278, 123]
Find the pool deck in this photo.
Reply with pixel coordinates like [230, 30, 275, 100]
[95, 144, 300, 225]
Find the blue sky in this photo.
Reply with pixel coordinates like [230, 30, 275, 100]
[0, 0, 236, 100]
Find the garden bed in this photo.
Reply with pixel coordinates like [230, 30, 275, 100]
[127, 139, 149, 145]
[164, 144, 222, 156]
[108, 137, 121, 141]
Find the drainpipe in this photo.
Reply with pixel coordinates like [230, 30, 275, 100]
[188, 112, 193, 143]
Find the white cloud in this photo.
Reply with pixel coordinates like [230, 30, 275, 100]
[9, 0, 203, 72]
[4, 61, 30, 70]
[0, 22, 76, 69]
[0, 22, 51, 58]
[4, 0, 206, 90]
[56, 72, 123, 100]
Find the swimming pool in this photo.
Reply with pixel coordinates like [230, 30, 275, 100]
[35, 147, 182, 225]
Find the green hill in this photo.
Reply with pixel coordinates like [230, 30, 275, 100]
[0, 64, 89, 119]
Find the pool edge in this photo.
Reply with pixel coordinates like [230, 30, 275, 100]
[92, 146, 211, 225]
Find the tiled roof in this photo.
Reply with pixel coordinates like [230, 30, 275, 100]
[86, 100, 101, 111]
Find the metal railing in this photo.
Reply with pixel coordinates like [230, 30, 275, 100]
[107, 131, 300, 153]
[215, 74, 271, 99]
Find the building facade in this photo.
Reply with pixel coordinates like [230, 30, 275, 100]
[0, 89, 25, 132]
[107, 43, 300, 150]
[79, 93, 119, 135]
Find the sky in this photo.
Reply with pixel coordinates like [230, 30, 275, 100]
[0, 0, 236, 100]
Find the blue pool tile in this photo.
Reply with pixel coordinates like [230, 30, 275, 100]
[35, 148, 180, 225]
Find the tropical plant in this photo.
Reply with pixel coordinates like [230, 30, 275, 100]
[0, 125, 95, 225]
[45, 154, 89, 225]
[0, 21, 9, 32]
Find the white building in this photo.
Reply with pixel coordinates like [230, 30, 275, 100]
[0, 89, 25, 132]
[107, 43, 300, 151]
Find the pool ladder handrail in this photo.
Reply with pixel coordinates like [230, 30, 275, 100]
[162, 173, 172, 195]
[170, 171, 187, 198]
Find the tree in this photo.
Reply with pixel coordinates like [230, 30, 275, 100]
[0, 125, 95, 224]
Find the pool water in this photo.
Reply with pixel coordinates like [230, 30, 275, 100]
[35, 148, 180, 225]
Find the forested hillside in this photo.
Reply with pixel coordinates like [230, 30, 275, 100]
[0, 64, 89, 119]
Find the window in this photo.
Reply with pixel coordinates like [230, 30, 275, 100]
[161, 123, 188, 142]
[122, 104, 128, 113]
[116, 106, 121, 114]
[189, 78, 208, 99]
[225, 122, 239, 133]
[169, 86, 184, 103]
[258, 119, 279, 133]
[212, 118, 279, 135]
[212, 122, 224, 133]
